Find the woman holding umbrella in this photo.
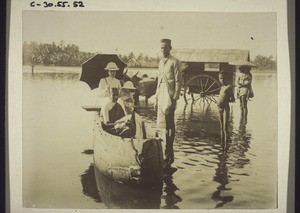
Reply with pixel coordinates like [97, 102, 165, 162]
[98, 62, 122, 99]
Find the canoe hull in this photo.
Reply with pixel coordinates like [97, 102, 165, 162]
[94, 166, 163, 208]
[93, 112, 163, 185]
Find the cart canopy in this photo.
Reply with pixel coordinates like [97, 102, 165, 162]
[172, 49, 250, 63]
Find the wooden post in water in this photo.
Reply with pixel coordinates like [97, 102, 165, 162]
[31, 65, 34, 75]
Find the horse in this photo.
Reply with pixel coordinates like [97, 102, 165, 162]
[122, 69, 158, 105]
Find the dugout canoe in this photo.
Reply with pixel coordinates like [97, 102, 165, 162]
[92, 110, 164, 186]
[94, 166, 163, 208]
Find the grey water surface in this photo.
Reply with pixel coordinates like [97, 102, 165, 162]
[22, 66, 277, 209]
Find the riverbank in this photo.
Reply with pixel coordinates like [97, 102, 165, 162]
[22, 65, 276, 75]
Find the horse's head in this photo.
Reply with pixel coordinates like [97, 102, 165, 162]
[122, 68, 131, 83]
[131, 71, 142, 85]
[122, 69, 142, 86]
[122, 69, 158, 104]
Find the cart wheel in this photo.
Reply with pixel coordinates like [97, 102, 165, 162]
[183, 74, 221, 105]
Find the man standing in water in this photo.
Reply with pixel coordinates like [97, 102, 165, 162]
[154, 38, 184, 167]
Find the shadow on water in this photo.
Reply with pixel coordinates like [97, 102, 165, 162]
[211, 143, 234, 208]
[173, 103, 221, 163]
[81, 149, 94, 155]
[80, 164, 102, 203]
[133, 101, 253, 209]
[93, 166, 163, 209]
[211, 121, 252, 208]
[161, 167, 182, 209]
[81, 164, 164, 209]
[79, 89, 252, 209]
[135, 105, 157, 122]
[229, 123, 252, 170]
[178, 103, 220, 139]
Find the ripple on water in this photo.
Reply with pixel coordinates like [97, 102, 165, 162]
[205, 159, 220, 165]
[188, 157, 201, 163]
[194, 141, 209, 146]
[199, 150, 214, 155]
[182, 161, 198, 167]
[195, 147, 205, 152]
[228, 171, 250, 176]
[23, 71, 277, 209]
[180, 144, 193, 149]
[199, 163, 215, 168]
[182, 149, 198, 154]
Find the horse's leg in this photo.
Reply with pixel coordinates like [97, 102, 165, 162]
[145, 96, 148, 105]
[134, 93, 139, 106]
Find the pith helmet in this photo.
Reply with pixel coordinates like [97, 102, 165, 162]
[104, 62, 119, 71]
[122, 81, 136, 90]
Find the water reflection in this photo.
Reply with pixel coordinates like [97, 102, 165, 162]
[229, 123, 252, 170]
[177, 103, 220, 142]
[211, 144, 233, 208]
[211, 113, 252, 208]
[181, 102, 218, 120]
[94, 166, 163, 209]
[80, 164, 102, 203]
[23, 71, 277, 209]
[161, 167, 182, 209]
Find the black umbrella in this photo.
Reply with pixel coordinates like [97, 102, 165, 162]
[80, 54, 127, 90]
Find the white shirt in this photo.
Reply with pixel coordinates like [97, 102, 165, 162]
[98, 77, 122, 98]
[155, 55, 183, 100]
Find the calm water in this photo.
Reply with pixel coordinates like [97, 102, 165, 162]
[23, 66, 277, 209]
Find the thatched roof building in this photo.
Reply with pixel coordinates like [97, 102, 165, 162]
[172, 49, 250, 63]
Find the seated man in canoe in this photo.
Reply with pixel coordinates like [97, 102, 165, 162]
[118, 81, 137, 115]
[102, 87, 126, 125]
[101, 87, 135, 138]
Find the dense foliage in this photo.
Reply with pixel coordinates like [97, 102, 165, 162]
[23, 41, 277, 70]
[252, 55, 277, 70]
[23, 41, 160, 68]
[118, 52, 160, 68]
[23, 41, 95, 66]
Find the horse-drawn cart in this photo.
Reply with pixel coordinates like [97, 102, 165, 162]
[172, 49, 250, 105]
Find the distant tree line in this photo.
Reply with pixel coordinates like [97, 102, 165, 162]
[118, 52, 160, 68]
[252, 55, 277, 70]
[23, 41, 160, 68]
[23, 41, 95, 66]
[23, 41, 276, 70]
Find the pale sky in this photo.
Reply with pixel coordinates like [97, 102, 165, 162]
[23, 11, 276, 60]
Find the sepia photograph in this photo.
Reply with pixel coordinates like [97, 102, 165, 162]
[7, 0, 291, 212]
[21, 11, 278, 209]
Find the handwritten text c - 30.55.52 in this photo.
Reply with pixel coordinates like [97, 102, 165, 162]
[30, 1, 85, 8]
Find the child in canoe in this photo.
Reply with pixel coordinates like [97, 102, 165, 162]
[217, 71, 235, 143]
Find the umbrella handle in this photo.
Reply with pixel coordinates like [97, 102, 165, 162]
[105, 78, 111, 95]
[124, 68, 129, 75]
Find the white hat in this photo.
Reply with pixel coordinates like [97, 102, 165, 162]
[104, 62, 119, 71]
[122, 81, 136, 90]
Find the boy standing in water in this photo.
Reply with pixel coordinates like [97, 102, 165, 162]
[237, 65, 253, 125]
[217, 71, 235, 143]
